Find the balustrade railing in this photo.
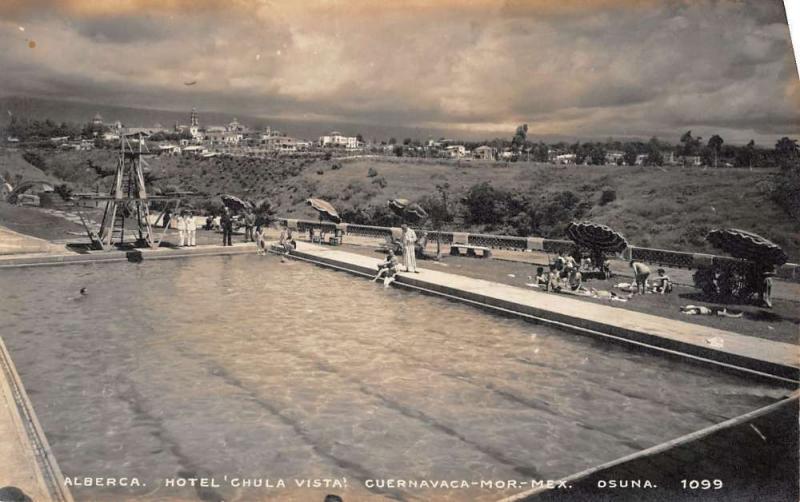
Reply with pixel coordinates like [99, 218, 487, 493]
[277, 218, 799, 282]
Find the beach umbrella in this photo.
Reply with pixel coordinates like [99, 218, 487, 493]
[388, 198, 411, 216]
[565, 221, 628, 253]
[388, 198, 427, 223]
[402, 203, 428, 223]
[220, 194, 253, 213]
[706, 228, 788, 266]
[306, 198, 341, 223]
[7, 180, 54, 204]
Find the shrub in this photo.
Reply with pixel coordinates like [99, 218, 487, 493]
[22, 151, 47, 170]
[599, 189, 617, 205]
[54, 183, 73, 201]
[371, 176, 388, 188]
[316, 169, 324, 175]
[331, 163, 342, 170]
[367, 167, 378, 178]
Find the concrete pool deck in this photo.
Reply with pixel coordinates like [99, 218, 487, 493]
[0, 338, 73, 502]
[0, 241, 255, 268]
[280, 242, 799, 384]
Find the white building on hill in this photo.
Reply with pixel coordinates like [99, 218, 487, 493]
[319, 131, 360, 149]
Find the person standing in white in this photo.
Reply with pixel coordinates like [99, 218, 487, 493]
[185, 211, 197, 247]
[176, 212, 187, 247]
[401, 224, 418, 273]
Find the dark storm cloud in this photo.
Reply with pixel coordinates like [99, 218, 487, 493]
[71, 15, 172, 44]
[0, 0, 796, 142]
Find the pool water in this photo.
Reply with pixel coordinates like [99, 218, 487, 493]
[0, 255, 788, 501]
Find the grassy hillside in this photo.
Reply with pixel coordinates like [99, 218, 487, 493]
[278, 158, 799, 258]
[0, 149, 65, 186]
[6, 148, 799, 260]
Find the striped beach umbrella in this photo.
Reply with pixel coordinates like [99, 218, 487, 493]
[306, 198, 341, 223]
[565, 221, 628, 253]
[706, 228, 787, 266]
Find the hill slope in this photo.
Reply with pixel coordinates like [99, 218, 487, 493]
[6, 148, 799, 260]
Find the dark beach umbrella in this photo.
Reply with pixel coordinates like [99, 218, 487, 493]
[388, 198, 411, 216]
[220, 194, 253, 213]
[403, 203, 428, 223]
[388, 198, 427, 223]
[706, 228, 788, 266]
[307, 197, 341, 223]
[7, 180, 54, 204]
[565, 221, 628, 253]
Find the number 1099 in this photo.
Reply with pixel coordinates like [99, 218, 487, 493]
[681, 479, 723, 490]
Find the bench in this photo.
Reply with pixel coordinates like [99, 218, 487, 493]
[310, 229, 343, 246]
[450, 244, 492, 258]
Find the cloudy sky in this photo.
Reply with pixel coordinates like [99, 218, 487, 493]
[0, 0, 797, 143]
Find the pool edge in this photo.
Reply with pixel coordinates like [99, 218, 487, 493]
[0, 337, 74, 502]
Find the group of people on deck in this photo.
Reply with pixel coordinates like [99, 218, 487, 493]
[175, 211, 197, 247]
[531, 250, 673, 301]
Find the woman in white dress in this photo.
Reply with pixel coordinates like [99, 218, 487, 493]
[401, 224, 418, 273]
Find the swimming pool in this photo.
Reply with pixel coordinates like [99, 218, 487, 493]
[0, 255, 788, 501]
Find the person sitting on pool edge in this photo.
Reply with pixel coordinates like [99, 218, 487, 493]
[279, 227, 296, 254]
[373, 249, 399, 288]
[535, 266, 549, 288]
[651, 268, 672, 294]
[629, 260, 651, 294]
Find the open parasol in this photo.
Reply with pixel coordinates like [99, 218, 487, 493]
[388, 198, 428, 223]
[403, 203, 428, 223]
[388, 198, 411, 216]
[220, 194, 253, 213]
[6, 180, 55, 204]
[565, 221, 628, 253]
[706, 228, 788, 266]
[307, 198, 341, 223]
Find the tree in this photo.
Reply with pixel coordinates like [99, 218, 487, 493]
[511, 124, 528, 152]
[679, 130, 702, 157]
[623, 145, 638, 166]
[707, 134, 724, 168]
[388, 137, 397, 145]
[775, 137, 799, 171]
[421, 182, 452, 259]
[589, 146, 607, 165]
[645, 137, 664, 166]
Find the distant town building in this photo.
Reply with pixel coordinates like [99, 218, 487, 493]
[92, 113, 103, 126]
[681, 155, 702, 166]
[446, 145, 467, 158]
[554, 153, 577, 164]
[605, 150, 624, 164]
[319, 131, 360, 149]
[661, 150, 677, 165]
[189, 108, 200, 139]
[265, 136, 311, 152]
[473, 145, 496, 160]
[204, 125, 242, 146]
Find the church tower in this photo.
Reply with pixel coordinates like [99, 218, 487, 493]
[189, 107, 199, 138]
